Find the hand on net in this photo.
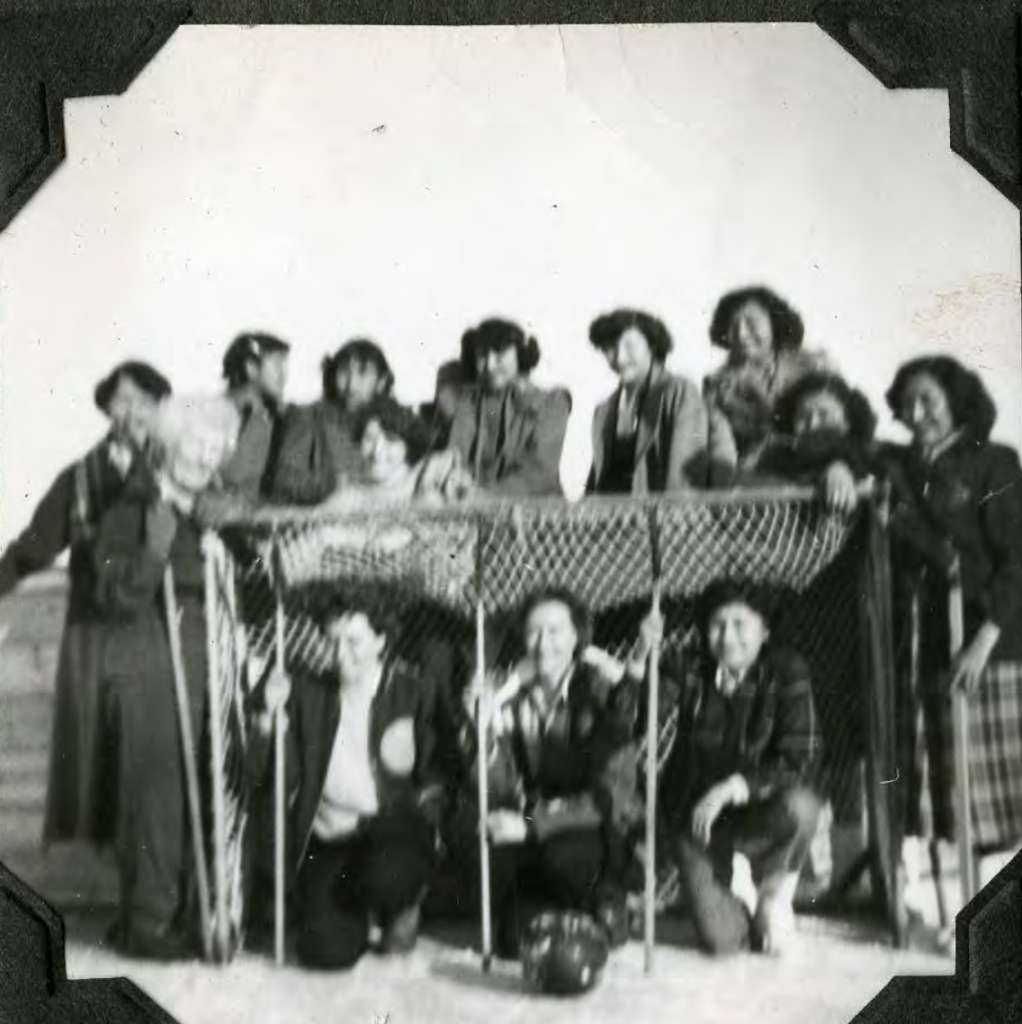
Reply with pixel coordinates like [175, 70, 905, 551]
[257, 668, 292, 734]
[821, 461, 859, 516]
[486, 809, 528, 846]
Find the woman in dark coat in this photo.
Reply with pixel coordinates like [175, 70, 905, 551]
[882, 356, 1022, 854]
[91, 395, 240, 960]
[450, 587, 639, 957]
[0, 362, 170, 846]
[586, 309, 735, 493]
[448, 319, 572, 498]
[269, 338, 394, 506]
[751, 371, 879, 514]
[705, 287, 832, 466]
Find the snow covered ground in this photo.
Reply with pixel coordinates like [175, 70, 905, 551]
[63, 912, 951, 1024]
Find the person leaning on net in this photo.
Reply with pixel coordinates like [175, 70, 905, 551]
[623, 579, 822, 957]
[318, 395, 475, 511]
[749, 371, 880, 515]
[268, 337, 395, 506]
[252, 593, 445, 970]
[449, 586, 641, 959]
[447, 318, 572, 497]
[585, 308, 736, 494]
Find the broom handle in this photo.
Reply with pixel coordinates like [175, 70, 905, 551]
[475, 590, 493, 972]
[273, 545, 288, 967]
[163, 566, 214, 960]
[948, 556, 974, 906]
[644, 581, 662, 976]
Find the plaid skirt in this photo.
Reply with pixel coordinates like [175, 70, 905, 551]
[901, 660, 1022, 850]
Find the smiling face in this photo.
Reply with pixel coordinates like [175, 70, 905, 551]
[360, 417, 412, 486]
[326, 611, 387, 685]
[898, 371, 956, 450]
[479, 344, 520, 394]
[793, 388, 849, 438]
[706, 601, 770, 677]
[336, 357, 386, 413]
[728, 299, 775, 365]
[106, 375, 162, 450]
[607, 326, 654, 388]
[524, 599, 578, 687]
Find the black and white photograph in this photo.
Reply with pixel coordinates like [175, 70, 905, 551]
[1, 20, 1020, 1024]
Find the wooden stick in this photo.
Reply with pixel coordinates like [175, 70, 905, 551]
[165, 565, 214, 961]
[644, 579, 662, 976]
[643, 505, 663, 976]
[948, 556, 974, 909]
[908, 590, 948, 931]
[273, 554, 288, 968]
[475, 588, 493, 972]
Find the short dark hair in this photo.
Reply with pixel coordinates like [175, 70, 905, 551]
[435, 359, 464, 390]
[588, 309, 673, 365]
[222, 332, 290, 387]
[322, 338, 395, 402]
[518, 585, 592, 654]
[695, 578, 776, 638]
[885, 355, 997, 443]
[94, 361, 172, 413]
[316, 591, 403, 649]
[354, 396, 432, 467]
[708, 287, 805, 353]
[774, 372, 877, 444]
[460, 319, 540, 382]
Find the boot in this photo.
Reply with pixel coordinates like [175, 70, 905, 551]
[753, 871, 800, 957]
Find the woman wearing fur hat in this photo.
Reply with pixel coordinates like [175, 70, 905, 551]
[586, 308, 735, 494]
[447, 319, 571, 498]
[624, 579, 822, 957]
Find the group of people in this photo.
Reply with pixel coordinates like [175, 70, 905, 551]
[1, 285, 1020, 975]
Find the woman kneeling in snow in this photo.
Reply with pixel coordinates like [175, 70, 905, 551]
[624, 579, 822, 957]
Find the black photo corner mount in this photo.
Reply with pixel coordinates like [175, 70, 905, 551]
[0, 1, 1020, 1022]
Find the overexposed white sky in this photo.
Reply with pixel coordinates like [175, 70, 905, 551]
[1, 24, 1019, 545]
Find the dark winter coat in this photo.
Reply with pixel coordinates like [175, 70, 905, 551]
[448, 381, 571, 497]
[248, 660, 445, 879]
[267, 399, 363, 506]
[0, 438, 132, 843]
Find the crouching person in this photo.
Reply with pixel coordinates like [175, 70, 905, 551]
[253, 594, 444, 970]
[461, 587, 640, 958]
[625, 579, 821, 957]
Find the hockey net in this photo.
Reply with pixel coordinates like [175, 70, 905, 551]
[200, 488, 896, 961]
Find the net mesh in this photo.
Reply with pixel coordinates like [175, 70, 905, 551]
[202, 490, 883, 958]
